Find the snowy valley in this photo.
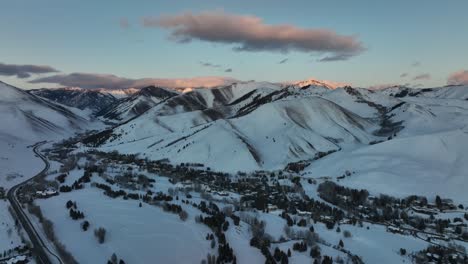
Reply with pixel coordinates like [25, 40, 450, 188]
[1, 80, 467, 264]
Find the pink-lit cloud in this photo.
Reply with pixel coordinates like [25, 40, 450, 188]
[447, 70, 468, 85]
[30, 73, 237, 89]
[143, 11, 365, 60]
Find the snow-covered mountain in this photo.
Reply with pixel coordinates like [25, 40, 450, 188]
[85, 82, 389, 171]
[30, 87, 117, 113]
[96, 86, 179, 122]
[0, 81, 91, 142]
[75, 82, 468, 203]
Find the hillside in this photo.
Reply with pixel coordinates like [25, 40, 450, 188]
[0, 81, 90, 142]
[96, 86, 179, 122]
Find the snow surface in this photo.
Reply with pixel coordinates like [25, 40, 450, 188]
[36, 187, 216, 264]
[0, 139, 43, 189]
[0, 201, 23, 253]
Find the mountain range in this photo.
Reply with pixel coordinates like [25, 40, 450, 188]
[2, 80, 468, 203]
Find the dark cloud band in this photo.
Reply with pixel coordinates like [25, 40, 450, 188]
[0, 62, 58, 79]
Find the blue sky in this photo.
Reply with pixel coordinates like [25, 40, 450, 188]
[1, 0, 468, 89]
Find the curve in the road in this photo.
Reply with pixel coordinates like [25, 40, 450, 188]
[7, 142, 63, 264]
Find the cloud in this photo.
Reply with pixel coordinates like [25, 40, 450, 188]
[119, 18, 130, 28]
[318, 53, 355, 62]
[143, 11, 365, 60]
[411, 61, 421, 67]
[199, 61, 221, 68]
[199, 61, 233, 73]
[0, 62, 59, 79]
[30, 72, 237, 89]
[447, 70, 468, 85]
[400, 73, 408, 78]
[278, 58, 288, 64]
[413, 73, 431, 80]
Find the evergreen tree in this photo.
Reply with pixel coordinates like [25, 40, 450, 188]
[339, 239, 344, 248]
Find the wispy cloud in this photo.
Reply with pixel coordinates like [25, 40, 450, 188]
[199, 61, 233, 73]
[0, 62, 59, 79]
[411, 61, 421, 67]
[278, 58, 288, 64]
[199, 61, 221, 68]
[447, 70, 468, 85]
[400, 73, 408, 78]
[413, 73, 431, 80]
[318, 53, 355, 62]
[30, 73, 237, 89]
[143, 10, 365, 60]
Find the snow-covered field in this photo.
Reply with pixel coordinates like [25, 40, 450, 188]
[0, 201, 23, 253]
[0, 139, 43, 189]
[35, 188, 215, 264]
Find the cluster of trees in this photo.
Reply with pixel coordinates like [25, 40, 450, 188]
[56, 173, 67, 183]
[292, 241, 308, 252]
[93, 182, 140, 200]
[59, 180, 84, 193]
[69, 208, 84, 220]
[153, 192, 173, 202]
[82, 220, 90, 231]
[413, 245, 467, 264]
[194, 201, 237, 263]
[66, 200, 84, 220]
[318, 181, 369, 208]
[273, 247, 289, 264]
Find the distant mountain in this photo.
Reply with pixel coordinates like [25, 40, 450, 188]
[96, 86, 179, 122]
[95, 88, 140, 98]
[84, 82, 384, 171]
[291, 78, 349, 90]
[30, 87, 117, 113]
[0, 81, 90, 142]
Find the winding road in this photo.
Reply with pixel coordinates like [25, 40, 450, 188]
[7, 142, 63, 264]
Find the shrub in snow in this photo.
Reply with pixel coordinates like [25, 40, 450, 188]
[400, 248, 406, 255]
[310, 245, 321, 258]
[82, 220, 89, 231]
[94, 227, 106, 244]
[338, 239, 344, 248]
[343, 230, 352, 238]
[179, 210, 188, 221]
